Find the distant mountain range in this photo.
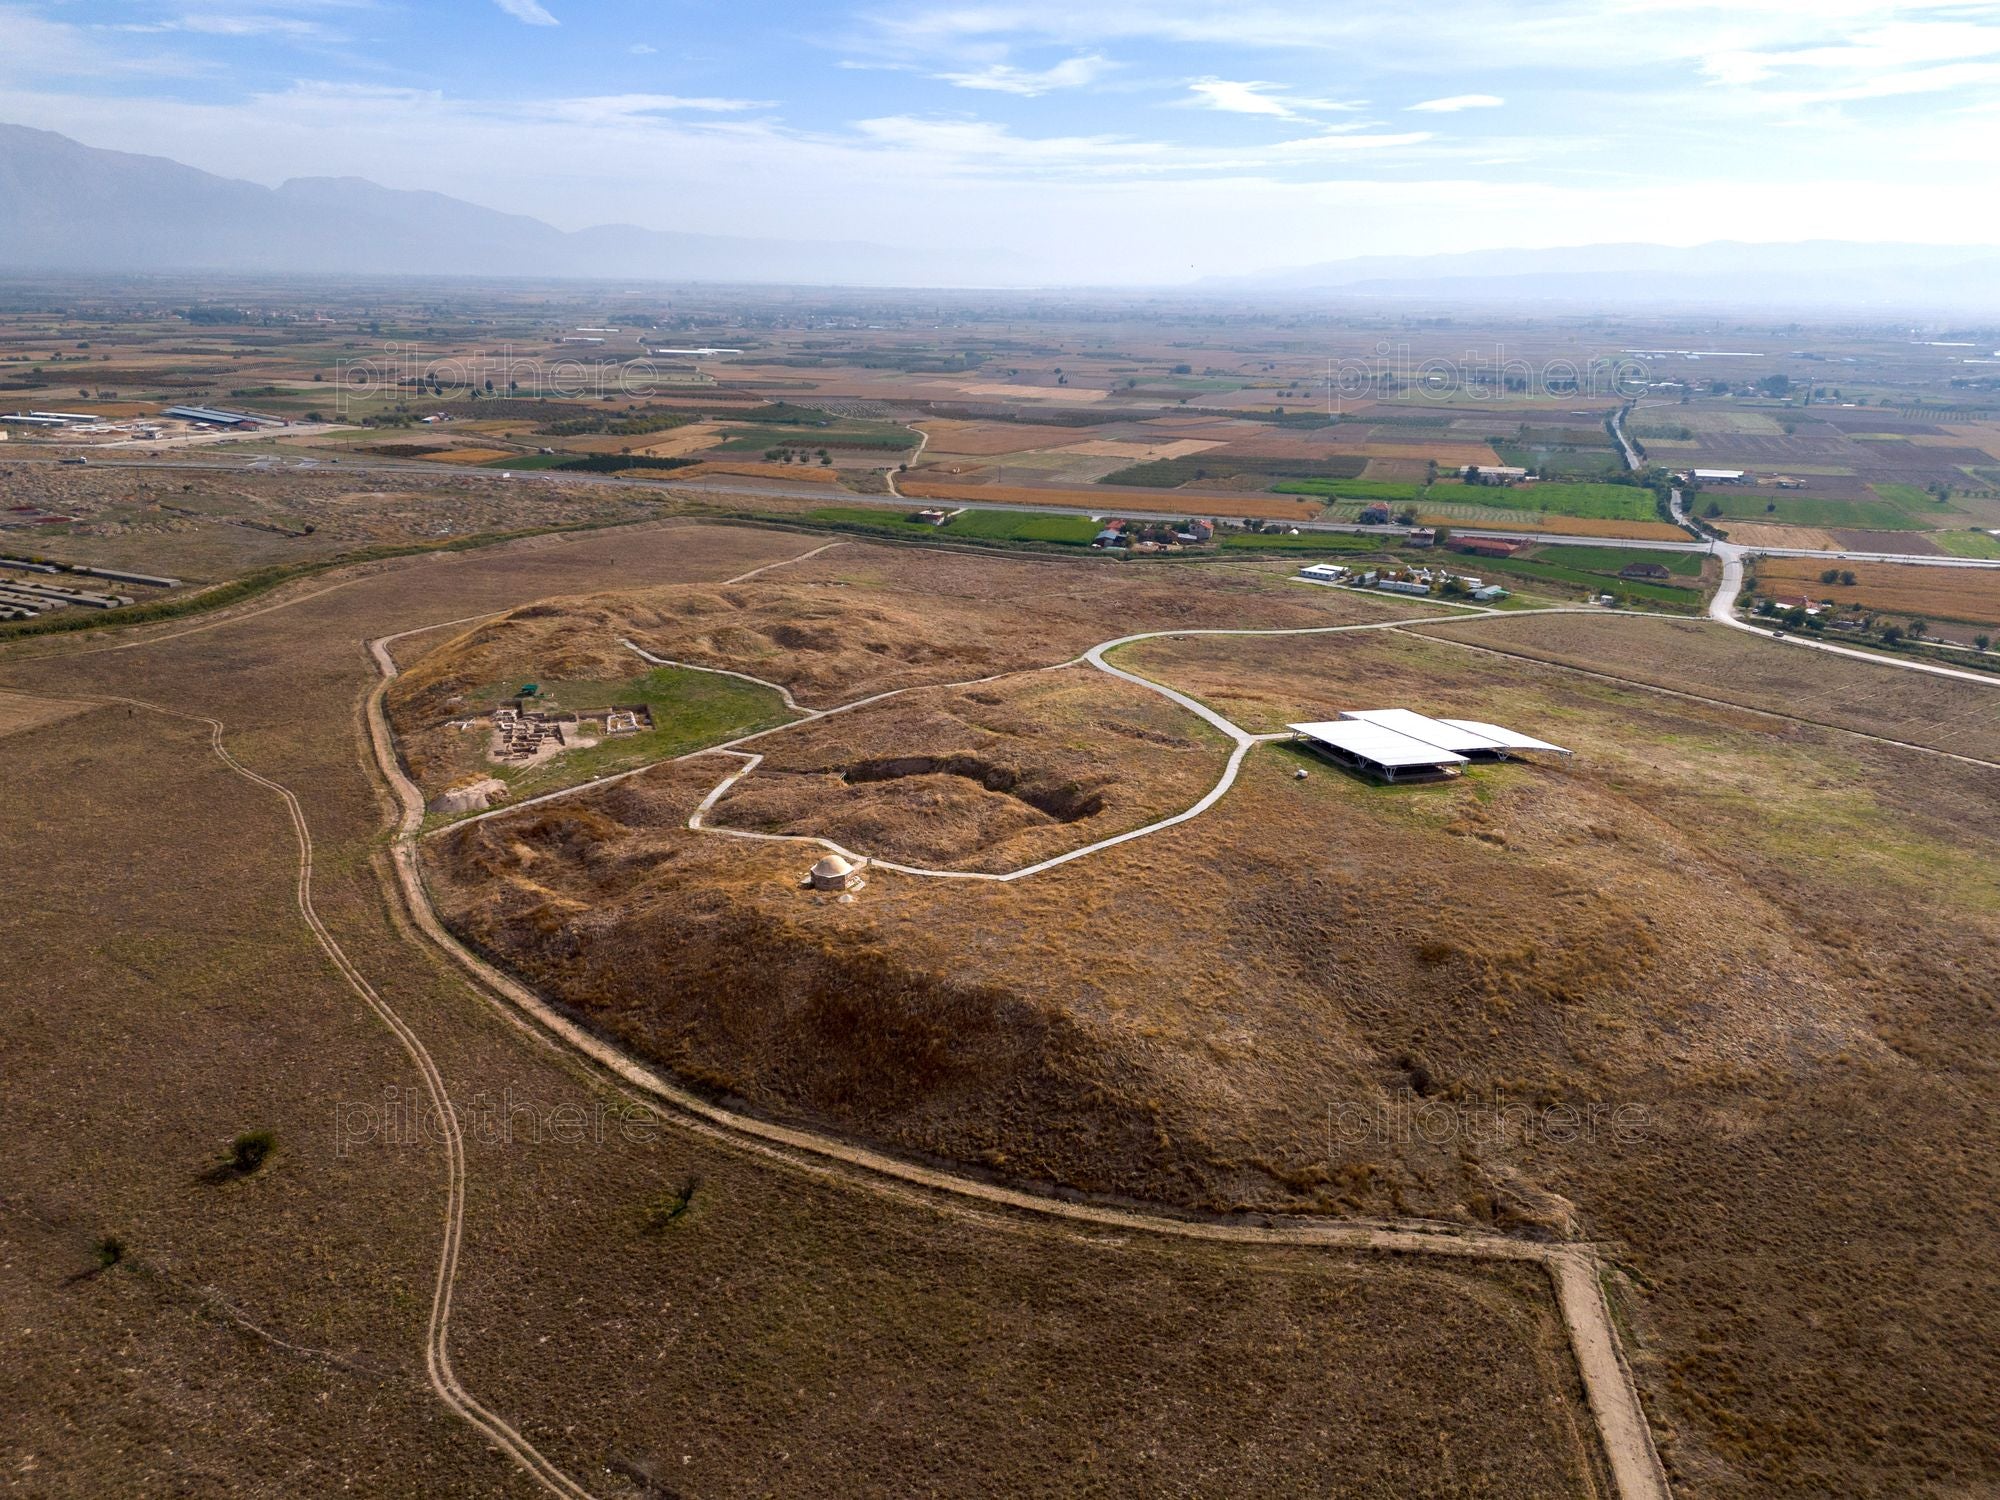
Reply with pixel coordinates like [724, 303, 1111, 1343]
[4, 122, 1998, 308]
[1203, 240, 2000, 312]
[0, 123, 1012, 286]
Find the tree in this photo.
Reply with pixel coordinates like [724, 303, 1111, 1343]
[1879, 624, 1905, 647]
[1907, 618, 1928, 641]
[1820, 567, 1840, 584]
[1976, 634, 1991, 653]
[1704, 499, 1722, 518]
[1839, 569, 1856, 586]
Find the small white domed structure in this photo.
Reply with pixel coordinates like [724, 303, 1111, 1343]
[806, 853, 866, 892]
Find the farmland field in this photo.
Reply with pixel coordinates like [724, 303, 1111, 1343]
[899, 477, 1329, 522]
[1751, 555, 2000, 629]
[1426, 479, 1662, 522]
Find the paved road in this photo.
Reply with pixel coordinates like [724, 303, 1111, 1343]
[1705, 544, 2000, 686]
[13, 447, 2000, 573]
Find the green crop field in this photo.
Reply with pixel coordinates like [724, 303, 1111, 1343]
[1219, 531, 1383, 554]
[1531, 544, 1704, 577]
[1702, 492, 1927, 530]
[714, 422, 915, 453]
[1271, 478, 1421, 501]
[1934, 529, 2000, 558]
[1426, 480, 1661, 522]
[805, 505, 943, 536]
[1459, 555, 1703, 610]
[1100, 454, 1367, 487]
[942, 509, 1101, 544]
[805, 505, 1100, 546]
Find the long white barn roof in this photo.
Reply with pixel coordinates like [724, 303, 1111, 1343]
[1436, 718, 1571, 754]
[1338, 708, 1510, 755]
[1289, 719, 1469, 768]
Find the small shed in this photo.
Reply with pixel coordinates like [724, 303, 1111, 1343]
[806, 853, 867, 892]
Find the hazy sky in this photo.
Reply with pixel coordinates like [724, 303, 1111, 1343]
[4, 0, 1999, 280]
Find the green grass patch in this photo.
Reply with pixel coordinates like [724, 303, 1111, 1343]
[1427, 480, 1660, 522]
[1100, 454, 1366, 488]
[1457, 555, 1702, 610]
[942, 509, 1100, 545]
[1219, 532, 1382, 554]
[1270, 478, 1420, 502]
[1702, 492, 1926, 530]
[432, 666, 795, 822]
[803, 505, 1100, 546]
[480, 452, 571, 470]
[1529, 544, 1703, 577]
[1933, 529, 2000, 559]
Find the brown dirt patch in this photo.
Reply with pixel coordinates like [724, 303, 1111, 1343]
[707, 666, 1230, 871]
[0, 687, 91, 738]
[916, 419, 1106, 455]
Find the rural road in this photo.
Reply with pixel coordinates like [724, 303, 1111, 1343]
[1706, 539, 2000, 685]
[18, 444, 2000, 570]
[367, 587, 1672, 1500]
[93, 686, 594, 1500]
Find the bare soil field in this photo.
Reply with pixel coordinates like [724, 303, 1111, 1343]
[917, 418, 1115, 454]
[425, 605, 2000, 1497]
[1708, 520, 1840, 549]
[1755, 555, 2000, 627]
[0, 685, 90, 737]
[704, 665, 1232, 871]
[1827, 527, 1945, 555]
[0, 519, 1610, 1499]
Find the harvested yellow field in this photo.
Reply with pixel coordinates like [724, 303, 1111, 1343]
[957, 383, 1108, 403]
[418, 447, 515, 465]
[676, 460, 844, 485]
[634, 422, 724, 458]
[1756, 555, 2000, 627]
[1713, 520, 1841, 550]
[1058, 438, 1223, 461]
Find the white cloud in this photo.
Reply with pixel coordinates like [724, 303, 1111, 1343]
[490, 0, 557, 26]
[627, 42, 655, 55]
[935, 53, 1110, 95]
[1185, 78, 1363, 119]
[1409, 93, 1503, 113]
[547, 93, 776, 121]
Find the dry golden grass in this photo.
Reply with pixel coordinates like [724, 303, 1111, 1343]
[1415, 610, 2000, 761]
[0, 687, 90, 738]
[0, 520, 1609, 1498]
[1755, 554, 2000, 627]
[423, 575, 2000, 1499]
[706, 666, 1230, 871]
